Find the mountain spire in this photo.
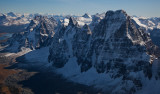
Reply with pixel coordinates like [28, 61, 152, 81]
[82, 13, 91, 18]
[68, 17, 78, 26]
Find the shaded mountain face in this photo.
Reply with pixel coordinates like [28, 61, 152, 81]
[0, 15, 8, 25]
[149, 28, 160, 47]
[89, 13, 105, 30]
[2, 10, 160, 94]
[82, 13, 91, 18]
[48, 10, 160, 93]
[5, 16, 58, 52]
[7, 12, 17, 17]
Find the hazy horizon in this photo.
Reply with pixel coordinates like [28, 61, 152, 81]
[1, 0, 160, 17]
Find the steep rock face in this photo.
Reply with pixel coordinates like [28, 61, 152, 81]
[48, 17, 80, 67]
[48, 10, 160, 93]
[28, 16, 57, 49]
[72, 24, 92, 72]
[89, 10, 160, 82]
[87, 10, 154, 78]
[48, 17, 92, 69]
[68, 17, 78, 26]
[0, 15, 8, 25]
[5, 16, 58, 52]
[89, 13, 105, 30]
[80, 10, 155, 82]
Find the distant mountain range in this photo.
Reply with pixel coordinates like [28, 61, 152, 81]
[0, 11, 160, 33]
[1, 10, 160, 94]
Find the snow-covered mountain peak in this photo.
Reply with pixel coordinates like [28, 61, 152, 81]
[68, 17, 78, 27]
[82, 13, 91, 18]
[33, 15, 47, 22]
[131, 15, 160, 31]
[7, 12, 17, 17]
[105, 10, 128, 21]
[4, 15, 58, 52]
[92, 10, 129, 42]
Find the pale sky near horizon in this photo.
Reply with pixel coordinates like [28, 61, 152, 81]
[0, 0, 160, 17]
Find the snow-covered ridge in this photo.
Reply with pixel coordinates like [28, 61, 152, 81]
[1, 11, 160, 30]
[132, 16, 160, 30]
[0, 12, 32, 26]
[3, 15, 58, 52]
[0, 11, 106, 32]
[2, 10, 160, 94]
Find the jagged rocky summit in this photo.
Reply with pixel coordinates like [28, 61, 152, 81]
[3, 9, 160, 94]
[48, 10, 160, 93]
[4, 15, 58, 52]
[82, 13, 92, 18]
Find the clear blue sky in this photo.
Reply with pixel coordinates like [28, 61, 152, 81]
[0, 0, 160, 17]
